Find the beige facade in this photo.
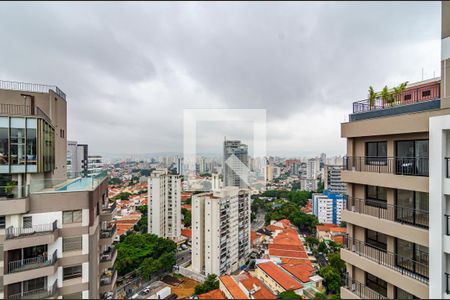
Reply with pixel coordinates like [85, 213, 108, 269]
[0, 81, 116, 299]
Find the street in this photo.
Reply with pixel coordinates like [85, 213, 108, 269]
[176, 249, 191, 266]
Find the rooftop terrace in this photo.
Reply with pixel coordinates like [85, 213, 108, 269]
[0, 79, 66, 100]
[350, 78, 441, 122]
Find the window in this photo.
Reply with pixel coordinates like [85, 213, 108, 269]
[404, 94, 412, 101]
[365, 141, 387, 165]
[26, 128, 36, 165]
[396, 140, 429, 176]
[366, 273, 387, 297]
[365, 229, 387, 251]
[0, 216, 4, 229]
[63, 265, 82, 280]
[10, 128, 25, 165]
[63, 236, 82, 252]
[395, 287, 417, 299]
[396, 190, 429, 227]
[23, 216, 32, 228]
[395, 238, 428, 278]
[63, 210, 82, 224]
[0, 128, 8, 165]
[366, 186, 387, 208]
[422, 90, 431, 97]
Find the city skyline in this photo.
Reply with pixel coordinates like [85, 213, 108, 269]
[0, 2, 441, 156]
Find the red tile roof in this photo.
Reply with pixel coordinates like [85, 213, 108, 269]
[316, 224, 340, 232]
[281, 263, 315, 283]
[198, 289, 226, 299]
[266, 224, 284, 232]
[240, 275, 276, 299]
[268, 249, 309, 259]
[181, 229, 192, 238]
[220, 275, 248, 299]
[257, 262, 302, 290]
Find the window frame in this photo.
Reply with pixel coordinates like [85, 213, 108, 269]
[63, 210, 82, 224]
[63, 265, 82, 281]
[365, 141, 387, 166]
[365, 229, 387, 251]
[365, 272, 387, 297]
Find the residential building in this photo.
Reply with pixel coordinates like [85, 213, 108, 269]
[272, 166, 281, 179]
[67, 141, 88, 178]
[0, 80, 116, 299]
[148, 169, 181, 240]
[324, 165, 347, 194]
[265, 162, 273, 182]
[87, 155, 103, 177]
[306, 158, 320, 179]
[176, 156, 183, 175]
[191, 187, 251, 276]
[312, 190, 346, 225]
[223, 139, 249, 188]
[218, 272, 276, 299]
[300, 178, 318, 192]
[339, 6, 450, 297]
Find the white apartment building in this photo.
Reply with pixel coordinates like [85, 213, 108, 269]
[324, 165, 347, 194]
[306, 158, 320, 179]
[148, 169, 181, 240]
[87, 155, 103, 177]
[312, 191, 346, 225]
[67, 141, 88, 177]
[191, 187, 250, 276]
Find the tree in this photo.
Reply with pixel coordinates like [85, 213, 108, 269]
[319, 266, 341, 294]
[195, 274, 219, 295]
[318, 241, 328, 254]
[279, 290, 301, 299]
[339, 222, 347, 228]
[368, 86, 377, 109]
[314, 292, 327, 300]
[113, 192, 131, 200]
[109, 177, 122, 185]
[138, 257, 162, 280]
[328, 252, 345, 274]
[305, 236, 319, 248]
[182, 208, 192, 227]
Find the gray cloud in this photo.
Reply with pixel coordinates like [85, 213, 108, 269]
[0, 1, 441, 156]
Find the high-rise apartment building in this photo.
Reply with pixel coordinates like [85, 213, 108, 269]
[87, 155, 103, 177]
[148, 169, 181, 240]
[0, 80, 116, 299]
[312, 190, 346, 225]
[324, 165, 347, 194]
[306, 158, 320, 179]
[191, 187, 250, 276]
[67, 141, 88, 177]
[339, 5, 450, 297]
[223, 139, 249, 188]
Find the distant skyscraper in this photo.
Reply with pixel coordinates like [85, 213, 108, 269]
[192, 187, 250, 276]
[306, 158, 320, 179]
[324, 165, 347, 194]
[176, 156, 183, 175]
[223, 139, 249, 188]
[87, 155, 103, 177]
[148, 169, 181, 239]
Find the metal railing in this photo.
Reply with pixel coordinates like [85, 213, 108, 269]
[446, 215, 450, 236]
[342, 273, 387, 299]
[446, 158, 450, 178]
[103, 201, 116, 213]
[8, 250, 57, 273]
[8, 280, 58, 299]
[446, 273, 450, 294]
[5, 220, 57, 240]
[100, 268, 117, 286]
[0, 80, 66, 100]
[343, 156, 429, 176]
[100, 224, 116, 239]
[352, 83, 440, 114]
[100, 248, 117, 262]
[344, 236, 428, 284]
[345, 197, 429, 229]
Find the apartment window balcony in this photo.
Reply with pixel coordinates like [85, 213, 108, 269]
[100, 248, 116, 262]
[100, 225, 116, 239]
[346, 197, 429, 229]
[102, 201, 116, 213]
[8, 280, 58, 300]
[343, 156, 429, 176]
[8, 250, 57, 274]
[5, 220, 57, 240]
[344, 236, 428, 284]
[342, 274, 387, 299]
[100, 268, 117, 286]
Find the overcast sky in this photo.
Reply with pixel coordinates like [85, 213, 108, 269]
[0, 2, 441, 157]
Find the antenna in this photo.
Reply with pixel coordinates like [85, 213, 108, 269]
[421, 68, 424, 81]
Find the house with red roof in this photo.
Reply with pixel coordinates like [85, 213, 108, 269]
[218, 272, 276, 299]
[255, 261, 303, 296]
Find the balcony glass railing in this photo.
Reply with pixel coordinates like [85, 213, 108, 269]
[8, 250, 57, 273]
[344, 236, 428, 284]
[5, 220, 57, 240]
[342, 273, 387, 299]
[345, 197, 428, 229]
[343, 156, 429, 176]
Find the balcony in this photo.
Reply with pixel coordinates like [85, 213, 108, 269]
[99, 268, 117, 294]
[343, 237, 428, 284]
[344, 156, 428, 177]
[341, 274, 387, 299]
[0, 79, 66, 100]
[8, 250, 57, 274]
[99, 225, 116, 246]
[99, 248, 117, 270]
[5, 221, 58, 240]
[350, 81, 440, 122]
[0, 185, 30, 215]
[100, 202, 116, 222]
[7, 280, 58, 299]
[345, 197, 428, 229]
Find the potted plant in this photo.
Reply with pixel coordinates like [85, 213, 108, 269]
[5, 180, 17, 198]
[392, 81, 408, 105]
[368, 86, 377, 109]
